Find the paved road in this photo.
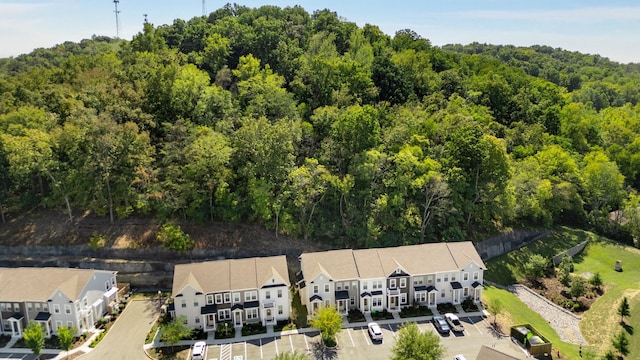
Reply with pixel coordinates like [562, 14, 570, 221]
[81, 299, 159, 360]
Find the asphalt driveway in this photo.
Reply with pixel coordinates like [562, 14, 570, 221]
[80, 299, 159, 360]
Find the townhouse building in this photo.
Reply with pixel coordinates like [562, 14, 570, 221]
[297, 242, 485, 315]
[171, 255, 290, 331]
[0, 267, 119, 337]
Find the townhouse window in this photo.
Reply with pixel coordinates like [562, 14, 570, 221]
[219, 309, 231, 320]
[344, 283, 349, 290]
[396, 269, 402, 275]
[363, 282, 368, 290]
[463, 288, 469, 297]
[35, 303, 41, 311]
[400, 278, 406, 288]
[64, 305, 72, 315]
[278, 305, 283, 315]
[441, 292, 445, 298]
[13, 303, 19, 311]
[324, 300, 330, 307]
[206, 295, 214, 305]
[266, 291, 271, 300]
[444, 275, 448, 282]
[427, 278, 432, 284]
[195, 317, 200, 324]
[183, 318, 188, 325]
[245, 291, 257, 301]
[43, 304, 48, 312]
[76, 303, 80, 312]
[463, 272, 469, 281]
[215, 294, 223, 304]
[400, 294, 407, 305]
[53, 304, 60, 314]
[181, 300, 186, 308]
[313, 285, 319, 294]
[324, 284, 330, 293]
[247, 308, 258, 320]
[224, 293, 231, 303]
[336, 283, 342, 291]
[415, 293, 426, 303]
[473, 272, 479, 280]
[0, 303, 5, 311]
[105, 281, 110, 290]
[55, 321, 63, 329]
[390, 279, 396, 289]
[350, 297, 355, 306]
[83, 297, 88, 307]
[436, 278, 441, 283]
[352, 281, 357, 288]
[194, 299, 199, 307]
[277, 289, 283, 298]
[67, 321, 73, 328]
[27, 303, 32, 311]
[372, 297, 382, 307]
[233, 292, 241, 303]
[452, 275, 456, 281]
[413, 277, 423, 285]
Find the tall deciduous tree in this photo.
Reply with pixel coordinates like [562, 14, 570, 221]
[160, 316, 191, 351]
[57, 325, 75, 359]
[288, 158, 332, 241]
[392, 322, 444, 360]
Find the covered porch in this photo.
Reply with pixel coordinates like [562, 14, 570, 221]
[472, 281, 483, 303]
[386, 288, 400, 312]
[309, 294, 323, 315]
[335, 291, 349, 315]
[6, 313, 23, 337]
[450, 282, 463, 304]
[261, 302, 276, 326]
[414, 286, 439, 308]
[200, 304, 217, 332]
[35, 312, 53, 338]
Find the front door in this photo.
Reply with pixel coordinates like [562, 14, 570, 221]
[428, 292, 436, 307]
[390, 296, 397, 310]
[265, 309, 273, 322]
[234, 311, 242, 327]
[363, 298, 370, 312]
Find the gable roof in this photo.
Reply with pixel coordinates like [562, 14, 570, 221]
[476, 345, 524, 360]
[299, 249, 359, 282]
[300, 241, 485, 281]
[0, 267, 115, 302]
[172, 255, 290, 296]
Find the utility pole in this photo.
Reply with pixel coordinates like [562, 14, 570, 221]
[202, 0, 206, 17]
[113, 0, 121, 38]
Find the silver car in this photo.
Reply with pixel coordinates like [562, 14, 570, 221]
[432, 315, 450, 334]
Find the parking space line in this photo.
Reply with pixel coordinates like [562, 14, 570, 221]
[347, 328, 355, 346]
[468, 317, 483, 335]
[244, 341, 247, 360]
[361, 327, 371, 345]
[304, 334, 310, 351]
[289, 334, 294, 352]
[259, 338, 263, 359]
[387, 324, 397, 339]
[274, 337, 279, 356]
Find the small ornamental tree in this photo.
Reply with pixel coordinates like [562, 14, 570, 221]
[569, 276, 587, 299]
[612, 330, 630, 358]
[589, 272, 603, 290]
[618, 297, 630, 324]
[23, 321, 45, 359]
[309, 306, 342, 347]
[160, 316, 191, 351]
[392, 322, 444, 360]
[558, 254, 573, 286]
[57, 325, 75, 359]
[486, 297, 503, 327]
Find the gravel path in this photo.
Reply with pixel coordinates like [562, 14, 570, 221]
[511, 284, 587, 344]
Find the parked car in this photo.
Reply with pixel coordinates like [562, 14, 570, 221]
[444, 313, 465, 333]
[191, 341, 207, 360]
[453, 355, 468, 360]
[368, 322, 383, 341]
[432, 315, 450, 334]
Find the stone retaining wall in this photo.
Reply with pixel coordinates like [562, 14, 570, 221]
[474, 229, 552, 261]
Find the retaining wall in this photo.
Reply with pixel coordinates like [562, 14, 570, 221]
[474, 229, 553, 261]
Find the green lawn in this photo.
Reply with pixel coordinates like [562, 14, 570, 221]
[574, 240, 640, 355]
[484, 227, 600, 285]
[484, 286, 580, 359]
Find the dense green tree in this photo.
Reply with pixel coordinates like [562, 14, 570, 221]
[392, 322, 444, 360]
[618, 297, 630, 324]
[309, 306, 342, 347]
[23, 322, 45, 359]
[160, 316, 192, 351]
[486, 298, 503, 327]
[57, 325, 75, 358]
[611, 330, 630, 358]
[523, 254, 548, 282]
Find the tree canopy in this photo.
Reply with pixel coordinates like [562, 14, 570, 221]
[1, 5, 639, 246]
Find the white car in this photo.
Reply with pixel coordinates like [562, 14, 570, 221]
[368, 322, 383, 341]
[191, 341, 207, 360]
[453, 355, 468, 360]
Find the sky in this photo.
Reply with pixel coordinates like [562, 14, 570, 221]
[1, 0, 639, 64]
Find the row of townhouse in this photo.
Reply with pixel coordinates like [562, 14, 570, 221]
[296, 242, 486, 316]
[170, 255, 291, 332]
[0, 268, 119, 338]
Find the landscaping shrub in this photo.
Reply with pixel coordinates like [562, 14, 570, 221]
[347, 309, 366, 323]
[241, 323, 266, 336]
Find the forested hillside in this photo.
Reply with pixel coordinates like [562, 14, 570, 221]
[1, 4, 640, 248]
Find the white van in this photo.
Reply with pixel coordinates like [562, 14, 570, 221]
[191, 341, 207, 360]
[453, 355, 468, 360]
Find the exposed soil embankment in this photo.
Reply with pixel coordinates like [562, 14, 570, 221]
[0, 210, 326, 289]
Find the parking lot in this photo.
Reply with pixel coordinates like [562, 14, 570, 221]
[0, 353, 40, 360]
[201, 316, 527, 360]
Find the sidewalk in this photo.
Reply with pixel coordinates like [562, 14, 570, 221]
[145, 307, 487, 350]
[0, 330, 103, 359]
